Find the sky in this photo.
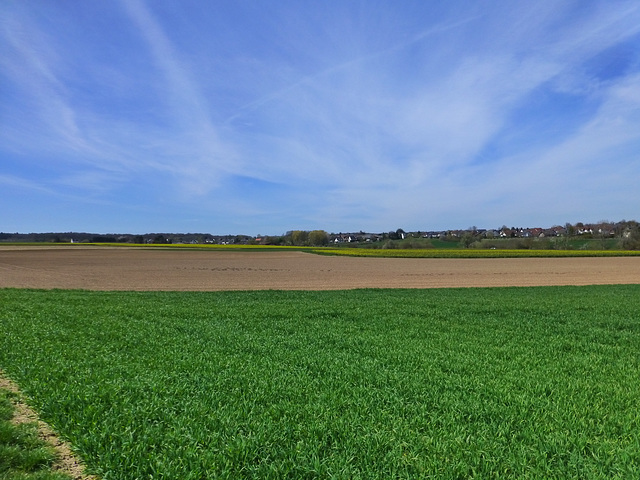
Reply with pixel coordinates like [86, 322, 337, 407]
[2, 1, 640, 235]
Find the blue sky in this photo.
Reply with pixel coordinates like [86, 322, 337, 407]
[2, 1, 640, 235]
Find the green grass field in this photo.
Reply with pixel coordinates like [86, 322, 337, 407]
[1, 286, 640, 479]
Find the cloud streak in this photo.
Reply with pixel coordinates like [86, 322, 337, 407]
[119, 0, 242, 196]
[2, 1, 639, 234]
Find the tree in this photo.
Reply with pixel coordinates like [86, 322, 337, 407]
[565, 223, 575, 236]
[291, 230, 309, 246]
[621, 223, 640, 250]
[262, 236, 285, 245]
[308, 230, 329, 246]
[461, 231, 475, 248]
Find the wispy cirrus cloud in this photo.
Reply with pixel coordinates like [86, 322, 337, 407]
[2, 1, 639, 233]
[0, 11, 87, 156]
[290, 2, 640, 230]
[119, 0, 240, 196]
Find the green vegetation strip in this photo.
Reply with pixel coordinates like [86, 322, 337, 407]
[0, 387, 70, 480]
[1, 286, 640, 479]
[312, 248, 640, 258]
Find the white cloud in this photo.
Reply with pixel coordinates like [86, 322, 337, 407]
[119, 0, 240, 195]
[2, 1, 639, 233]
[0, 12, 88, 154]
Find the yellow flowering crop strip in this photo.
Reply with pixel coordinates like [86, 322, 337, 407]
[80, 242, 313, 251]
[53, 242, 640, 257]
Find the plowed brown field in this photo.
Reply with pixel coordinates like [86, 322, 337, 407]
[1, 246, 638, 290]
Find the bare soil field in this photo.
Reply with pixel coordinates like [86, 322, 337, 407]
[1, 246, 638, 290]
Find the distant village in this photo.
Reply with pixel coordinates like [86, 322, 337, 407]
[1, 219, 638, 248]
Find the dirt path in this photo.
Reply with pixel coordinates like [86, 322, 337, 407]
[0, 246, 638, 290]
[0, 372, 97, 480]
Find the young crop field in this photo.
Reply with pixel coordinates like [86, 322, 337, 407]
[1, 286, 640, 479]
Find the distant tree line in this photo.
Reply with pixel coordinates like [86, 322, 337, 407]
[256, 230, 329, 246]
[1, 220, 639, 249]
